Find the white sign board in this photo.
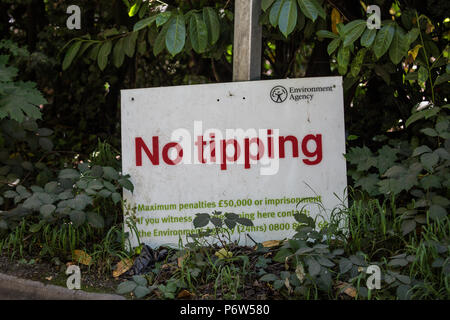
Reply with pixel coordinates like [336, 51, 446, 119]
[121, 77, 347, 248]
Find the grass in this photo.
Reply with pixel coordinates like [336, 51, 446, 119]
[0, 194, 448, 300]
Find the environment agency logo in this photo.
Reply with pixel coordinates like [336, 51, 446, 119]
[270, 86, 288, 103]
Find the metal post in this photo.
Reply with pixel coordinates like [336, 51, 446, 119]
[232, 0, 262, 81]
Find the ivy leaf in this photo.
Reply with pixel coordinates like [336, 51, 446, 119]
[279, 0, 298, 38]
[373, 23, 395, 59]
[189, 14, 208, 54]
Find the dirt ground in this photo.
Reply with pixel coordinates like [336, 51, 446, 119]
[0, 254, 119, 295]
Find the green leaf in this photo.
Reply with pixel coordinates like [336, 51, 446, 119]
[69, 210, 86, 227]
[350, 48, 366, 78]
[412, 145, 432, 157]
[337, 46, 350, 74]
[119, 178, 134, 193]
[389, 25, 408, 64]
[306, 257, 321, 276]
[62, 41, 82, 70]
[327, 38, 341, 55]
[260, 273, 278, 282]
[405, 28, 419, 45]
[429, 204, 447, 221]
[203, 7, 220, 45]
[112, 192, 121, 205]
[133, 15, 157, 32]
[165, 15, 186, 56]
[421, 152, 439, 171]
[134, 285, 151, 299]
[421, 127, 438, 137]
[339, 258, 353, 273]
[40, 204, 56, 218]
[342, 20, 366, 47]
[112, 38, 125, 68]
[189, 14, 208, 54]
[153, 26, 168, 56]
[87, 211, 105, 228]
[316, 30, 338, 39]
[279, 0, 298, 37]
[156, 12, 172, 27]
[237, 217, 254, 227]
[117, 281, 137, 294]
[435, 73, 450, 86]
[269, 0, 285, 27]
[406, 111, 425, 127]
[124, 32, 138, 58]
[103, 166, 119, 180]
[297, 0, 319, 22]
[373, 23, 395, 59]
[401, 219, 416, 236]
[262, 0, 276, 12]
[193, 214, 210, 228]
[97, 41, 112, 71]
[128, 2, 140, 17]
[59, 169, 79, 180]
[361, 28, 376, 47]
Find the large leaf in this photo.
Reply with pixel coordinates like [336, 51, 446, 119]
[97, 40, 112, 71]
[269, 0, 285, 27]
[62, 41, 82, 70]
[279, 0, 298, 37]
[165, 15, 186, 56]
[133, 15, 157, 32]
[373, 23, 395, 59]
[189, 14, 208, 53]
[389, 25, 408, 64]
[361, 28, 377, 47]
[87, 211, 105, 228]
[262, 0, 276, 12]
[327, 38, 341, 55]
[203, 7, 220, 45]
[297, 0, 320, 22]
[342, 20, 366, 47]
[112, 38, 125, 68]
[124, 32, 138, 58]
